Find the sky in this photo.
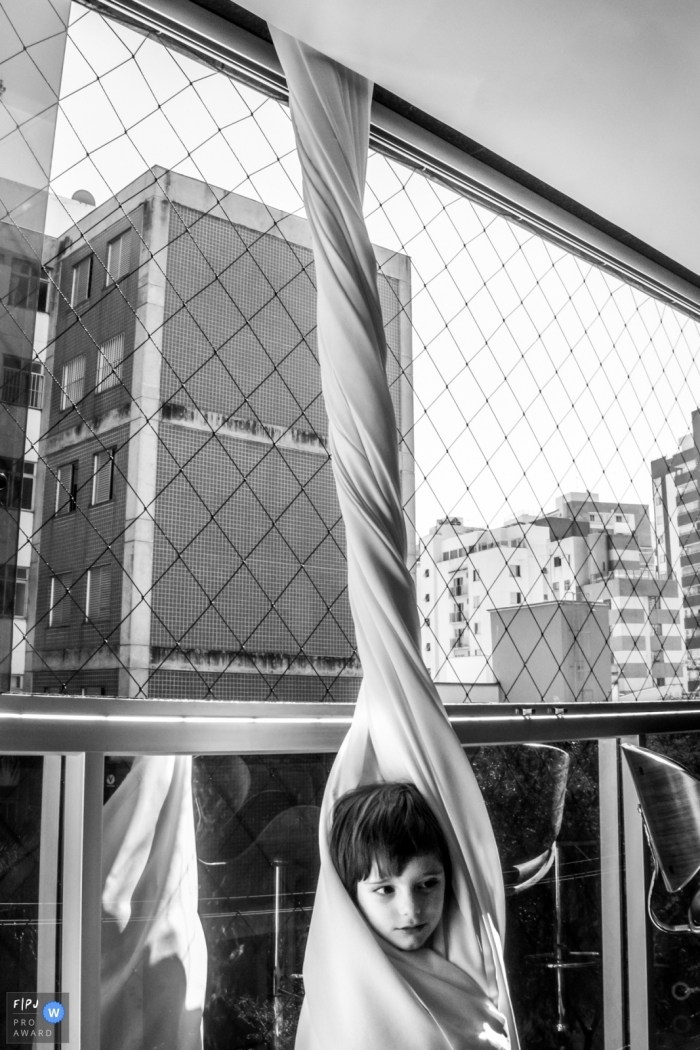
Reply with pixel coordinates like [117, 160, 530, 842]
[47, 3, 700, 538]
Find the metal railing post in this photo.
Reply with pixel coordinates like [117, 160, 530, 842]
[81, 753, 104, 1050]
[61, 754, 85, 1050]
[60, 752, 104, 1050]
[621, 734, 655, 1050]
[37, 755, 62, 996]
[598, 738, 625, 1050]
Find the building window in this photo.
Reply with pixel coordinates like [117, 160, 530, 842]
[543, 592, 549, 601]
[7, 258, 39, 310]
[92, 450, 114, 505]
[71, 256, 92, 306]
[2, 356, 25, 404]
[425, 642, 431, 651]
[424, 593, 430, 602]
[61, 355, 86, 409]
[564, 579, 571, 591]
[511, 592, 522, 605]
[554, 556, 562, 567]
[21, 461, 35, 511]
[14, 567, 28, 618]
[616, 514, 623, 522]
[38, 272, 50, 313]
[509, 564, 521, 577]
[28, 363, 43, 408]
[105, 231, 130, 285]
[55, 463, 77, 515]
[424, 568, 430, 577]
[425, 617, 430, 628]
[96, 333, 124, 392]
[553, 582, 560, 595]
[0, 566, 15, 616]
[589, 514, 595, 522]
[2, 357, 43, 407]
[49, 574, 72, 626]
[473, 569, 479, 582]
[473, 622, 480, 635]
[86, 565, 112, 622]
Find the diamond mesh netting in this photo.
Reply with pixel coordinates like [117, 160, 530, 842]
[5, 6, 700, 1045]
[2, 3, 700, 704]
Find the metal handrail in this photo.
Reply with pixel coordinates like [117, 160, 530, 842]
[3, 693, 700, 752]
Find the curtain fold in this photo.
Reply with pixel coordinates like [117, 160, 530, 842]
[270, 28, 519, 1050]
[101, 756, 207, 1050]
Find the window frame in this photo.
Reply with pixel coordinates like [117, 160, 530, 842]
[85, 564, 112, 622]
[91, 449, 115, 506]
[55, 462, 78, 516]
[71, 255, 92, 307]
[14, 566, 29, 619]
[21, 461, 35, 511]
[105, 231, 130, 286]
[60, 354, 86, 411]
[49, 573, 72, 627]
[95, 333, 125, 393]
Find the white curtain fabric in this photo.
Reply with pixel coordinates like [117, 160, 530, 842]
[270, 29, 519, 1050]
[101, 756, 207, 1050]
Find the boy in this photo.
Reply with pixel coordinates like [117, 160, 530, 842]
[329, 782, 450, 951]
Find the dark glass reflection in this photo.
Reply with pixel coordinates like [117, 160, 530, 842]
[644, 732, 700, 1050]
[0, 757, 44, 1028]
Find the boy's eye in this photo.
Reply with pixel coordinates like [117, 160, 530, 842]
[420, 877, 442, 890]
[374, 885, 394, 896]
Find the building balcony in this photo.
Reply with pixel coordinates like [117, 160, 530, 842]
[590, 568, 655, 582]
[5, 694, 700, 1050]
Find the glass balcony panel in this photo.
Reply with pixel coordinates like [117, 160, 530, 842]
[100, 742, 607, 1050]
[0, 756, 62, 1031]
[640, 730, 700, 1049]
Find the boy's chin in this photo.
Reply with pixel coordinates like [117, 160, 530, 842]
[386, 924, 432, 951]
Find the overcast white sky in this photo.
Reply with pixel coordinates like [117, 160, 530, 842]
[49, 3, 700, 537]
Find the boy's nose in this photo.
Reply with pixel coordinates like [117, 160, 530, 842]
[398, 892, 421, 919]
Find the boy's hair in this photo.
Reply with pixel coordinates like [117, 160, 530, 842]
[329, 782, 451, 898]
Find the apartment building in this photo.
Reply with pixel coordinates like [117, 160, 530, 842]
[0, 184, 56, 692]
[652, 415, 700, 693]
[545, 493, 684, 696]
[29, 168, 412, 699]
[420, 491, 684, 698]
[419, 516, 551, 684]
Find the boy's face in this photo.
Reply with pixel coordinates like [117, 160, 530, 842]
[355, 853, 445, 951]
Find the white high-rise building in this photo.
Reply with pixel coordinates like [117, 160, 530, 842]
[420, 491, 685, 700]
[419, 517, 551, 685]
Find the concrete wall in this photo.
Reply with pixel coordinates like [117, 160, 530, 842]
[490, 600, 611, 704]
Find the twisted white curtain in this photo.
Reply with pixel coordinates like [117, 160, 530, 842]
[270, 29, 519, 1050]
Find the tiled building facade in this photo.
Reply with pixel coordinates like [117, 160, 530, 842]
[29, 168, 412, 699]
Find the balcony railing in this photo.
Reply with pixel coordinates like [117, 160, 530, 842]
[4, 694, 700, 1050]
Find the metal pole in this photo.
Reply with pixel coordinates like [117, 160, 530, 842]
[552, 843, 568, 1046]
[37, 756, 62, 997]
[272, 860, 284, 1050]
[80, 753, 104, 1050]
[598, 738, 625, 1050]
[61, 755, 85, 1050]
[621, 734, 654, 1050]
